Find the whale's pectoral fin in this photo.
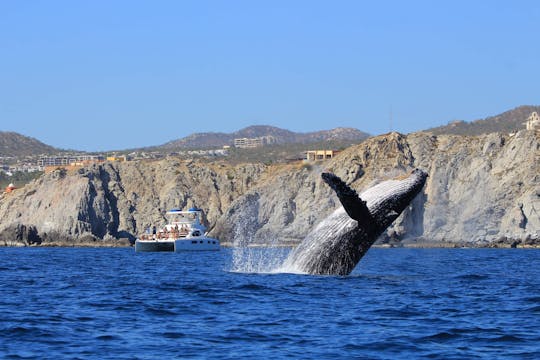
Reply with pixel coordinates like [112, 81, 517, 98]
[321, 172, 374, 226]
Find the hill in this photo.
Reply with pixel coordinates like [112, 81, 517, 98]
[158, 125, 370, 150]
[0, 132, 58, 157]
[426, 105, 540, 136]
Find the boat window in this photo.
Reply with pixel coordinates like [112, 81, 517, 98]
[191, 240, 197, 244]
[212, 241, 216, 244]
[200, 241, 203, 244]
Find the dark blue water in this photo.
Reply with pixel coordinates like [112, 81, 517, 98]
[1, 247, 539, 359]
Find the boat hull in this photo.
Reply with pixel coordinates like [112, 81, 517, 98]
[174, 238, 220, 252]
[135, 239, 175, 252]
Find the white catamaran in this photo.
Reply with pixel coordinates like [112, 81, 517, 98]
[135, 208, 220, 252]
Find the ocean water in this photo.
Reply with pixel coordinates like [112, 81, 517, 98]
[1, 247, 539, 359]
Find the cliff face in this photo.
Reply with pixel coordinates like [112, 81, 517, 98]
[0, 160, 266, 246]
[212, 131, 540, 247]
[0, 131, 538, 247]
[407, 131, 539, 245]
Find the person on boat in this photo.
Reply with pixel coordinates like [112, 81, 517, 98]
[180, 225, 188, 235]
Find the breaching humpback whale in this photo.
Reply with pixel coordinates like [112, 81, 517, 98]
[281, 169, 428, 275]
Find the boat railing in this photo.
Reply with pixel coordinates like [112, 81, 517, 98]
[139, 228, 191, 240]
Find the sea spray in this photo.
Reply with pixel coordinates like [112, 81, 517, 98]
[230, 246, 291, 273]
[228, 192, 290, 273]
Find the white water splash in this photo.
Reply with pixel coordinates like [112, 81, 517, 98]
[228, 194, 291, 273]
[230, 246, 291, 274]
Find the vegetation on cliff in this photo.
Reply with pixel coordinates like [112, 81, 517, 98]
[426, 105, 540, 136]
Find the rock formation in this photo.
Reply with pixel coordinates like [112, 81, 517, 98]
[0, 160, 266, 246]
[212, 130, 540, 247]
[0, 130, 538, 247]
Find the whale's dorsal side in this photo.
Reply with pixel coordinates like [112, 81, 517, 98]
[321, 172, 375, 232]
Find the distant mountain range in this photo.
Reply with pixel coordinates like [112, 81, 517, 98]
[158, 125, 370, 150]
[1, 105, 538, 157]
[0, 132, 57, 157]
[426, 105, 540, 136]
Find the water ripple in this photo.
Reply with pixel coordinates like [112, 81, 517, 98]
[0, 247, 539, 359]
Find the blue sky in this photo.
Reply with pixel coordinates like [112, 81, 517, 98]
[1, 1, 539, 151]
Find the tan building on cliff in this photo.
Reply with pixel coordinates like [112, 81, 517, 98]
[304, 150, 340, 162]
[106, 155, 128, 162]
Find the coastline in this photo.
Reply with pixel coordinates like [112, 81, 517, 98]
[380, 242, 540, 249]
[0, 239, 132, 248]
[7, 241, 540, 249]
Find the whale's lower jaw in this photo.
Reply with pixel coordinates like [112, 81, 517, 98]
[282, 169, 428, 275]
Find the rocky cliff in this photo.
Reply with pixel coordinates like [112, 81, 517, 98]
[0, 131, 538, 247]
[0, 160, 266, 246]
[211, 130, 540, 247]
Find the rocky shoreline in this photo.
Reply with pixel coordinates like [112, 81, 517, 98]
[0, 237, 540, 249]
[2, 241, 539, 249]
[0, 224, 131, 247]
[387, 238, 540, 249]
